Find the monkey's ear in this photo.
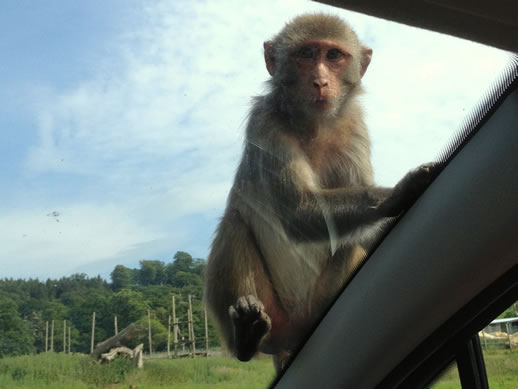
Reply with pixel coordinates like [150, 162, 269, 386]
[264, 41, 275, 76]
[360, 46, 372, 78]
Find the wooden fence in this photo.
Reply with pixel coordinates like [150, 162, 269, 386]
[43, 294, 211, 358]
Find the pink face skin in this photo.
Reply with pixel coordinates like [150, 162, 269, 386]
[291, 40, 352, 111]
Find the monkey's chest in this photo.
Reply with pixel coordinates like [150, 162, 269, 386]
[298, 138, 349, 188]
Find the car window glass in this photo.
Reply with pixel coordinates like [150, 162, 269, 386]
[480, 300, 518, 388]
[429, 361, 461, 389]
[430, 300, 518, 389]
[0, 1, 512, 387]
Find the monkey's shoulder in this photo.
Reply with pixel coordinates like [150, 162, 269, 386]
[246, 99, 284, 137]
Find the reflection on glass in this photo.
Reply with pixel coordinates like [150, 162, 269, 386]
[0, 0, 512, 387]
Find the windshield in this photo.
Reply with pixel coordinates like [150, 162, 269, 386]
[0, 1, 512, 387]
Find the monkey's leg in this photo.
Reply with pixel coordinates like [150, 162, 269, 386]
[205, 209, 287, 361]
[273, 350, 292, 374]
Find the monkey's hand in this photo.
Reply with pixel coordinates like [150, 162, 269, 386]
[229, 295, 272, 362]
[378, 162, 442, 217]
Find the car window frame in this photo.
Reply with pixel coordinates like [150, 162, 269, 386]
[388, 266, 517, 388]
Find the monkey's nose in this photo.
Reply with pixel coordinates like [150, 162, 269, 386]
[313, 79, 328, 89]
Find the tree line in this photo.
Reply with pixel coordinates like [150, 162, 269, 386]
[0, 251, 220, 358]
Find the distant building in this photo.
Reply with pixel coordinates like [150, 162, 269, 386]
[485, 317, 518, 334]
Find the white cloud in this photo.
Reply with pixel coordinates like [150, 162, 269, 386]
[359, 20, 511, 184]
[0, 205, 164, 278]
[3, 0, 513, 278]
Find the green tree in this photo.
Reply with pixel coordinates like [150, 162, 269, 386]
[498, 301, 518, 319]
[0, 250, 217, 355]
[172, 271, 202, 289]
[137, 260, 166, 286]
[192, 258, 206, 276]
[64, 289, 111, 353]
[137, 315, 168, 352]
[110, 289, 150, 328]
[0, 296, 35, 357]
[166, 251, 204, 286]
[42, 297, 68, 313]
[110, 265, 133, 291]
[171, 251, 194, 273]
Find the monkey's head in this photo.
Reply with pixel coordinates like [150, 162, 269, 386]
[264, 14, 372, 121]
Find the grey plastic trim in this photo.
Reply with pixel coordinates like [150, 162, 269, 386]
[316, 0, 518, 53]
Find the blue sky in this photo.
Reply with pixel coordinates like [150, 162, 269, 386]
[0, 0, 511, 279]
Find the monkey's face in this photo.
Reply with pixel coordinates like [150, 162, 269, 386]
[288, 40, 357, 116]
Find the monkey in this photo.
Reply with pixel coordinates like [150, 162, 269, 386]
[204, 13, 439, 372]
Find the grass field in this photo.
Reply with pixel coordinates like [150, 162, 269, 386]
[431, 349, 518, 389]
[0, 353, 275, 389]
[0, 349, 516, 388]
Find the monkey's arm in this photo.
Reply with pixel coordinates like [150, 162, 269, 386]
[272, 164, 438, 242]
[274, 185, 389, 241]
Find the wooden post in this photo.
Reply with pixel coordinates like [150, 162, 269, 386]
[45, 321, 49, 352]
[90, 312, 96, 354]
[204, 307, 209, 357]
[114, 315, 118, 335]
[506, 323, 513, 351]
[482, 330, 487, 350]
[50, 320, 54, 352]
[147, 309, 153, 355]
[188, 295, 196, 357]
[63, 320, 66, 353]
[167, 315, 171, 358]
[191, 309, 196, 356]
[68, 325, 71, 353]
[134, 344, 144, 369]
[187, 308, 192, 355]
[172, 295, 178, 357]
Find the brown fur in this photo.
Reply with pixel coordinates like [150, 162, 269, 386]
[204, 13, 438, 372]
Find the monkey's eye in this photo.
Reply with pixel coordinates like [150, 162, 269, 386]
[326, 48, 345, 60]
[295, 46, 313, 59]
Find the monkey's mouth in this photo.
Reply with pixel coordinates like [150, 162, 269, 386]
[313, 96, 329, 103]
[312, 97, 333, 110]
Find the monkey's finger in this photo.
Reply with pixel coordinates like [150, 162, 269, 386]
[253, 313, 272, 334]
[245, 294, 265, 312]
[228, 305, 239, 320]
